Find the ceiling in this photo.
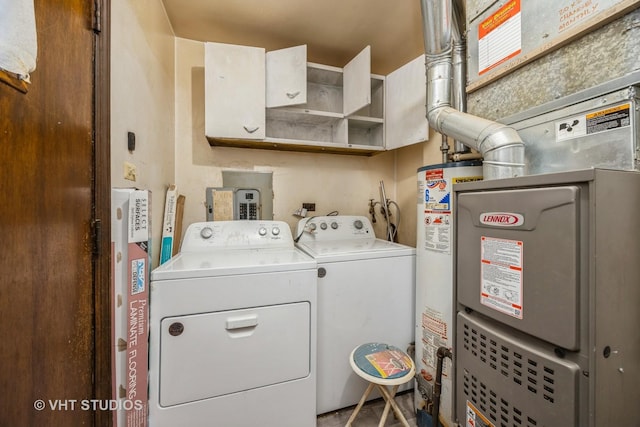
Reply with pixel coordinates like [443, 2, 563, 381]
[162, 0, 427, 75]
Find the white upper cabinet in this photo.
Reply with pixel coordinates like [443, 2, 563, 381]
[205, 42, 428, 154]
[343, 46, 371, 117]
[385, 54, 429, 150]
[266, 45, 307, 108]
[205, 42, 265, 139]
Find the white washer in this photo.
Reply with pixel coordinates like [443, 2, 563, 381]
[149, 221, 317, 427]
[295, 215, 416, 414]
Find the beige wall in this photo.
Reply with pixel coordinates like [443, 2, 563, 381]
[111, 1, 443, 260]
[111, 0, 176, 266]
[174, 38, 404, 242]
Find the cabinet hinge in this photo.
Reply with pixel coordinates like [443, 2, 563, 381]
[91, 218, 102, 257]
[92, 0, 101, 33]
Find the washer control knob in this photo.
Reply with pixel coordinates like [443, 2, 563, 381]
[258, 227, 267, 236]
[331, 221, 338, 230]
[354, 220, 363, 230]
[308, 222, 317, 231]
[200, 226, 213, 239]
[271, 227, 280, 236]
[320, 222, 328, 230]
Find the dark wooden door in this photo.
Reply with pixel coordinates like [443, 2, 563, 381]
[0, 1, 110, 425]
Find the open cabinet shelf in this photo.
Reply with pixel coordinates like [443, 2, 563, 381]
[205, 43, 428, 155]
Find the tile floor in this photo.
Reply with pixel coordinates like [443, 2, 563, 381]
[316, 391, 417, 427]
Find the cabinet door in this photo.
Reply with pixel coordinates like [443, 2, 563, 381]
[205, 42, 265, 139]
[266, 45, 307, 108]
[343, 45, 371, 116]
[385, 54, 429, 150]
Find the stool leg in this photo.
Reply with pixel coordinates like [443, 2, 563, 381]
[345, 383, 375, 427]
[377, 384, 396, 427]
[376, 384, 410, 427]
[388, 384, 401, 422]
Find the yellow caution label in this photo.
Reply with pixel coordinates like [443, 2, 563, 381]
[453, 176, 483, 184]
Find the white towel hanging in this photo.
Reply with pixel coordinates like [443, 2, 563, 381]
[0, 0, 37, 82]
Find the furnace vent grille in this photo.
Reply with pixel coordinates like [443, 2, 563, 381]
[462, 322, 557, 403]
[456, 312, 580, 427]
[462, 370, 540, 427]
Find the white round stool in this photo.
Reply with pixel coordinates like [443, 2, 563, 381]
[346, 342, 415, 427]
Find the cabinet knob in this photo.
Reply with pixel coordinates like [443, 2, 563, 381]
[286, 91, 300, 99]
[243, 126, 260, 134]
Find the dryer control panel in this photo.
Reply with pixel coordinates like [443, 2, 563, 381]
[181, 220, 293, 251]
[296, 215, 374, 242]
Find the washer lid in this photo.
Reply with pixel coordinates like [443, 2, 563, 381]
[296, 238, 415, 262]
[150, 248, 316, 281]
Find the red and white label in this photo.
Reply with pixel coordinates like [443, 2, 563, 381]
[480, 236, 523, 319]
[478, 0, 522, 75]
[466, 400, 495, 427]
[480, 212, 524, 227]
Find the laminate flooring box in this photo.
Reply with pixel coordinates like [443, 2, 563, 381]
[111, 188, 151, 427]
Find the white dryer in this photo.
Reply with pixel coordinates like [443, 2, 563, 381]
[149, 221, 317, 427]
[295, 215, 415, 414]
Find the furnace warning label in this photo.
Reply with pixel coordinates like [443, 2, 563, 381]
[586, 103, 631, 133]
[480, 236, 523, 319]
[556, 103, 630, 141]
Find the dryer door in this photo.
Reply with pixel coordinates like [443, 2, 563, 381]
[159, 301, 311, 407]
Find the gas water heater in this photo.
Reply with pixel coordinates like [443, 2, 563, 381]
[415, 161, 483, 424]
[454, 168, 640, 427]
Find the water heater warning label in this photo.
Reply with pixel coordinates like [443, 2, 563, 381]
[480, 236, 523, 319]
[421, 308, 448, 373]
[466, 400, 495, 427]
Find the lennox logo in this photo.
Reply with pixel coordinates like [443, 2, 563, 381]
[480, 212, 524, 227]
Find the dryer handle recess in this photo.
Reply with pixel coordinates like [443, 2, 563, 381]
[225, 314, 258, 338]
[318, 267, 326, 278]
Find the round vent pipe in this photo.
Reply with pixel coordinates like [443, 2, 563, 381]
[419, 0, 525, 179]
[451, 1, 470, 155]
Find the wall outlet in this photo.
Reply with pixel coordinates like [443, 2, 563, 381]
[302, 203, 315, 212]
[124, 161, 137, 181]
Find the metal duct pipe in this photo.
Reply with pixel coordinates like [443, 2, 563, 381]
[451, 1, 470, 155]
[420, 0, 451, 56]
[419, 0, 525, 179]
